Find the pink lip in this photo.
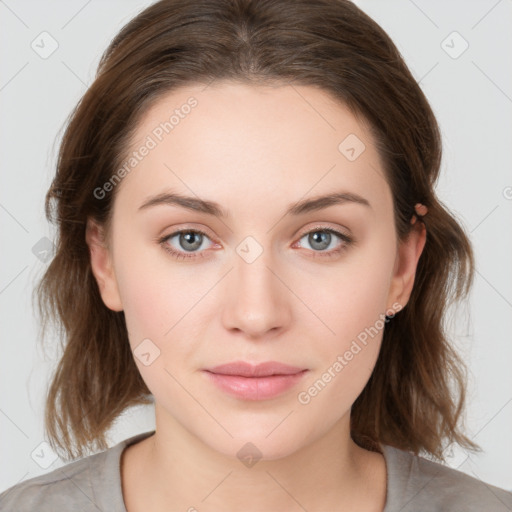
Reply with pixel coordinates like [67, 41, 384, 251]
[203, 361, 308, 401]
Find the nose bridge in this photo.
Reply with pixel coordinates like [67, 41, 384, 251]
[221, 237, 291, 336]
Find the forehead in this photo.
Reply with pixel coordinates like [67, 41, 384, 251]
[114, 81, 390, 219]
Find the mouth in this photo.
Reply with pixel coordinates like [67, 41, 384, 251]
[202, 361, 308, 400]
[204, 360, 307, 377]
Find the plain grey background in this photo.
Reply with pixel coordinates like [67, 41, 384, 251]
[1, 0, 511, 495]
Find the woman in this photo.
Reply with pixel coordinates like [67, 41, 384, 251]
[1, 0, 511, 510]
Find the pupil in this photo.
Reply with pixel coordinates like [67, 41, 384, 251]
[182, 232, 201, 251]
[310, 231, 330, 250]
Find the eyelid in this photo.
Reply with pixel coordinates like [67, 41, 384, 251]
[295, 222, 351, 239]
[160, 222, 216, 237]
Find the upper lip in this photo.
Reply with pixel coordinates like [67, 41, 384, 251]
[205, 361, 306, 377]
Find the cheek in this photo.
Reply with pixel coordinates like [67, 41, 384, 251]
[295, 279, 387, 420]
[112, 246, 206, 388]
[117, 265, 195, 402]
[296, 338, 381, 431]
[301, 252, 394, 352]
[113, 238, 197, 342]
[119, 274, 171, 344]
[293, 244, 394, 403]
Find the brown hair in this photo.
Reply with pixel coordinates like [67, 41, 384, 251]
[34, 0, 481, 462]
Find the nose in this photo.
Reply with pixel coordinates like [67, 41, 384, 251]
[220, 248, 292, 339]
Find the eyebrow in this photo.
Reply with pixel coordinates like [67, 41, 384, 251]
[138, 190, 371, 218]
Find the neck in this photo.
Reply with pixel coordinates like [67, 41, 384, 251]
[122, 406, 387, 512]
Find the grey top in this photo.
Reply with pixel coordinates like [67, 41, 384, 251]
[1, 430, 511, 511]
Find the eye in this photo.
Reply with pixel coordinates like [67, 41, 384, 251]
[294, 226, 353, 259]
[157, 225, 353, 262]
[158, 229, 215, 261]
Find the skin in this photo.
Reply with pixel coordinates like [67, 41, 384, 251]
[86, 81, 426, 511]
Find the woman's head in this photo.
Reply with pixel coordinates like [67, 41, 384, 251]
[36, 0, 479, 461]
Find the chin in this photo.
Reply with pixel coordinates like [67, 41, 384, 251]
[203, 428, 307, 463]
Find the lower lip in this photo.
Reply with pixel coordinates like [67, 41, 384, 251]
[203, 370, 308, 400]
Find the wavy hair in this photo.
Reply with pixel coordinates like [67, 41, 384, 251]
[33, 0, 480, 461]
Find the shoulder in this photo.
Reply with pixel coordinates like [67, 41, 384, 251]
[0, 431, 154, 512]
[381, 444, 512, 512]
[0, 451, 100, 511]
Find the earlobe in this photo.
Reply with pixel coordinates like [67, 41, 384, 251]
[387, 221, 427, 310]
[85, 218, 123, 312]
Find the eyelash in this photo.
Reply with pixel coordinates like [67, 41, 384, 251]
[157, 226, 353, 261]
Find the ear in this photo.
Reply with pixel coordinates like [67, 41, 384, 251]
[386, 219, 427, 311]
[85, 217, 123, 312]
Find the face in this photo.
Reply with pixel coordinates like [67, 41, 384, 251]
[87, 81, 424, 460]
